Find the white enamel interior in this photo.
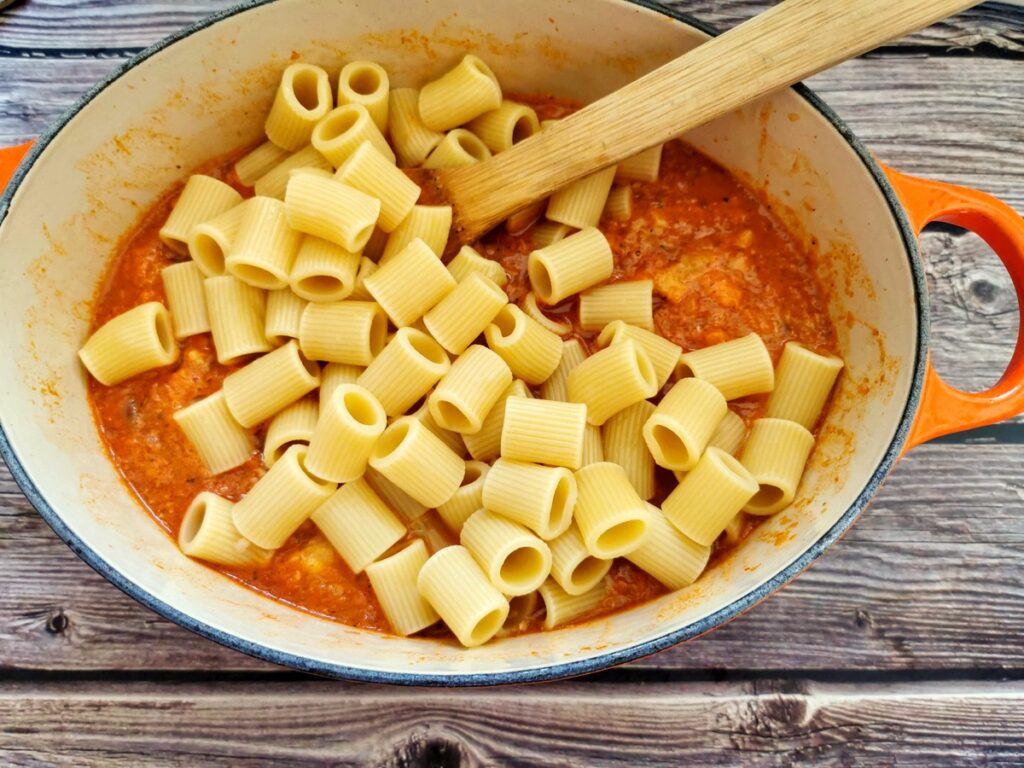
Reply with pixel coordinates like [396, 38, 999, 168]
[0, 0, 916, 680]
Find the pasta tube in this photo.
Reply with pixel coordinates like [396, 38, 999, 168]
[428, 344, 512, 435]
[311, 477, 406, 572]
[539, 578, 605, 629]
[290, 236, 360, 303]
[305, 383, 387, 483]
[643, 378, 727, 471]
[173, 390, 253, 474]
[298, 300, 387, 366]
[741, 418, 815, 516]
[263, 396, 318, 467]
[573, 462, 652, 558]
[264, 288, 307, 345]
[531, 221, 573, 248]
[579, 280, 653, 331]
[483, 304, 562, 386]
[522, 292, 572, 336]
[365, 466, 428, 522]
[336, 61, 389, 132]
[436, 460, 489, 534]
[235, 141, 289, 186]
[365, 540, 439, 635]
[501, 397, 587, 470]
[264, 63, 333, 151]
[423, 272, 507, 355]
[319, 362, 361, 410]
[663, 447, 759, 545]
[422, 128, 492, 169]
[225, 196, 302, 290]
[461, 509, 552, 596]
[203, 276, 271, 363]
[765, 342, 844, 429]
[369, 417, 465, 508]
[677, 332, 775, 400]
[357, 328, 450, 416]
[222, 339, 320, 428]
[615, 144, 662, 183]
[311, 103, 395, 166]
[602, 184, 632, 221]
[364, 238, 456, 327]
[709, 410, 747, 456]
[528, 227, 614, 305]
[408, 401, 467, 458]
[417, 545, 509, 648]
[596, 320, 681, 390]
[548, 523, 611, 596]
[253, 145, 332, 200]
[349, 256, 378, 300]
[626, 503, 710, 590]
[387, 88, 444, 167]
[602, 400, 656, 500]
[462, 379, 530, 462]
[567, 339, 658, 426]
[481, 458, 576, 540]
[539, 339, 586, 402]
[159, 175, 242, 254]
[284, 173, 380, 252]
[379, 205, 452, 264]
[79, 302, 179, 386]
[581, 423, 604, 466]
[467, 100, 540, 153]
[161, 261, 210, 339]
[446, 245, 507, 287]
[178, 492, 270, 568]
[188, 202, 248, 278]
[232, 444, 335, 549]
[418, 55, 503, 132]
[334, 142, 420, 232]
[546, 166, 617, 230]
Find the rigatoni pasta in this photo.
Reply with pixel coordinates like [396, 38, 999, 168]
[263, 396, 318, 467]
[305, 384, 387, 483]
[539, 578, 606, 629]
[417, 545, 509, 648]
[482, 458, 576, 540]
[369, 416, 465, 507]
[159, 175, 242, 254]
[319, 362, 362, 410]
[602, 185, 632, 221]
[264, 63, 332, 151]
[615, 144, 663, 183]
[387, 88, 444, 167]
[462, 379, 530, 462]
[188, 202, 248, 277]
[179, 493, 270, 568]
[677, 332, 775, 400]
[365, 540, 439, 636]
[548, 523, 611, 596]
[467, 100, 540, 153]
[522, 292, 573, 336]
[602, 400, 656, 500]
[596, 320, 680, 390]
[642, 378, 727, 471]
[284, 173, 380, 252]
[235, 141, 290, 186]
[79, 302, 179, 386]
[740, 418, 815, 515]
[160, 261, 210, 339]
[289, 236, 360, 303]
[446, 245, 507, 287]
[709, 410, 747, 456]
[626, 504, 710, 590]
[423, 272, 507, 355]
[546, 166, 617, 230]
[428, 344, 512, 435]
[225, 196, 302, 290]
[540, 339, 586, 402]
[567, 340, 658, 426]
[436, 460, 490, 533]
[336, 61, 389, 132]
[364, 238, 456, 327]
[379, 205, 452, 264]
[662, 447, 759, 546]
[222, 339, 320, 428]
[173, 391, 253, 474]
[231, 444, 335, 549]
[311, 478, 406, 573]
[579, 280, 653, 331]
[418, 54, 503, 132]
[298, 300, 386, 366]
[765, 342, 844, 429]
[357, 328, 450, 416]
[253, 145, 332, 200]
[203, 275, 271, 363]
[483, 304, 562, 386]
[422, 128, 492, 169]
[334, 142, 421, 232]
[264, 288, 307, 345]
[528, 227, 614, 305]
[311, 104, 395, 166]
[461, 509, 552, 596]
[573, 462, 652, 558]
[501, 397, 587, 470]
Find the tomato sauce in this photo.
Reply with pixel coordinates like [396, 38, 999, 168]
[88, 102, 837, 638]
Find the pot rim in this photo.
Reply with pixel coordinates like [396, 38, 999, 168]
[0, 0, 928, 686]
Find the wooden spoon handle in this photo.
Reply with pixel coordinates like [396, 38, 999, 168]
[444, 0, 978, 241]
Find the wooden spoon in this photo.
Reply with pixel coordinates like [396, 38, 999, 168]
[422, 0, 978, 246]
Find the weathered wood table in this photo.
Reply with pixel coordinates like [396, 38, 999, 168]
[2, 1, 1023, 764]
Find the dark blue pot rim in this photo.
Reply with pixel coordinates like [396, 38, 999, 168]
[0, 0, 927, 686]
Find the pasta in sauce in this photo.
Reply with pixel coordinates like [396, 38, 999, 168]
[86, 83, 838, 640]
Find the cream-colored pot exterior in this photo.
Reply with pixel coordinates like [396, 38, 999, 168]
[0, 0, 922, 683]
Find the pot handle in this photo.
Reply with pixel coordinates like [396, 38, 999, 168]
[882, 163, 1024, 452]
[0, 141, 33, 192]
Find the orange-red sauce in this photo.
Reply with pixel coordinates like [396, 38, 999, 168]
[88, 100, 837, 638]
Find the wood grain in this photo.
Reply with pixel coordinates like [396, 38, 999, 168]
[3, 443, 1022, 673]
[0, 0, 1020, 54]
[2, 680, 1023, 766]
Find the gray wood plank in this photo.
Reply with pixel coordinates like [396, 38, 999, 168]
[3, 443, 1023, 673]
[1, 680, 1023, 766]
[0, 0, 1020, 54]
